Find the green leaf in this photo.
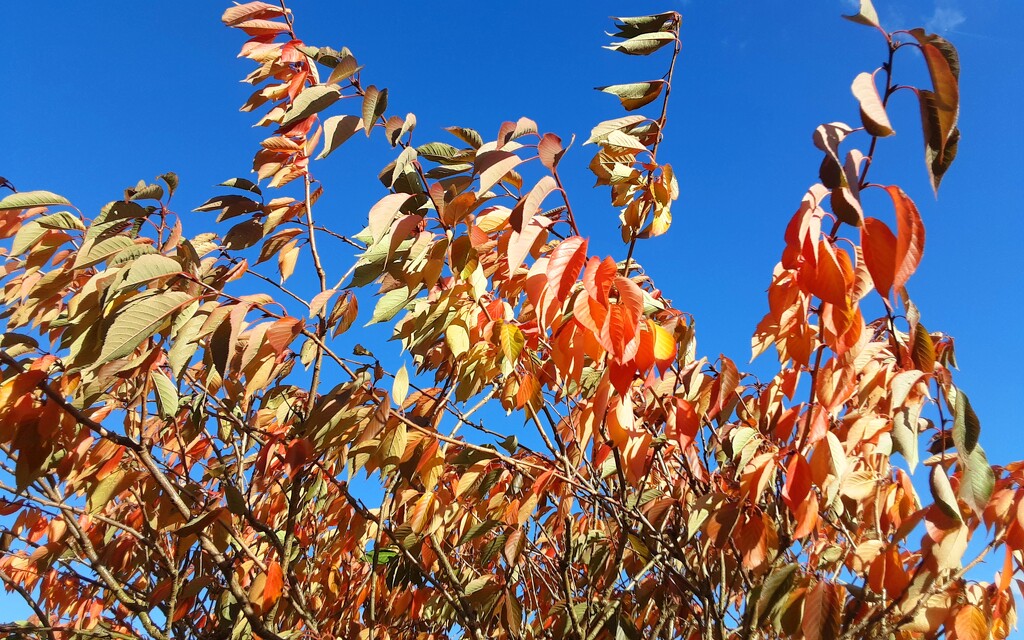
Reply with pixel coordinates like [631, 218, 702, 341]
[326, 54, 363, 85]
[87, 468, 125, 513]
[929, 464, 961, 522]
[158, 172, 179, 197]
[891, 406, 920, 472]
[362, 86, 388, 136]
[0, 190, 71, 211]
[416, 141, 462, 164]
[912, 323, 936, 372]
[73, 236, 138, 269]
[87, 200, 149, 241]
[959, 446, 995, 515]
[585, 115, 648, 145]
[604, 32, 676, 56]
[609, 13, 678, 38]
[756, 564, 799, 624]
[281, 84, 342, 127]
[35, 211, 85, 232]
[119, 254, 182, 291]
[445, 126, 483, 149]
[99, 291, 194, 363]
[10, 221, 47, 256]
[952, 389, 980, 456]
[152, 370, 180, 419]
[597, 81, 665, 111]
[193, 194, 262, 223]
[317, 115, 363, 160]
[219, 177, 262, 196]
[129, 183, 164, 202]
[369, 286, 414, 325]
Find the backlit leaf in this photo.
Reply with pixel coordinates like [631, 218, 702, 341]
[861, 217, 896, 297]
[500, 323, 525, 363]
[393, 365, 409, 407]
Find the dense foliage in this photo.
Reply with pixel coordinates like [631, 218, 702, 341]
[0, 1, 1020, 639]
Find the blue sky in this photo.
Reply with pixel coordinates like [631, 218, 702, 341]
[1, 0, 1022, 622]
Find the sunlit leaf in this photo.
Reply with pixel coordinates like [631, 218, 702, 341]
[99, 291, 194, 363]
[851, 72, 894, 137]
[0, 190, 71, 211]
[604, 32, 676, 56]
[597, 81, 665, 111]
[281, 84, 342, 127]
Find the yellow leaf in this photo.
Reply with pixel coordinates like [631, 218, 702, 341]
[392, 364, 410, 407]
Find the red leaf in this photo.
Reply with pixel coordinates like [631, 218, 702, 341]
[861, 217, 897, 298]
[670, 398, 699, 450]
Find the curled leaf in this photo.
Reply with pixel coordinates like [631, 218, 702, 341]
[597, 81, 666, 112]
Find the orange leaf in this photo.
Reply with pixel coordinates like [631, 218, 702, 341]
[861, 217, 896, 297]
[953, 604, 988, 640]
[264, 561, 284, 610]
[583, 256, 616, 306]
[886, 186, 925, 294]
[808, 240, 848, 307]
[606, 395, 635, 449]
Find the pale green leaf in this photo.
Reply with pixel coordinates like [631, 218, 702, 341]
[281, 84, 342, 127]
[597, 81, 665, 111]
[368, 286, 413, 324]
[73, 236, 138, 269]
[843, 0, 882, 29]
[0, 190, 71, 211]
[604, 32, 676, 56]
[152, 370, 180, 419]
[99, 291, 194, 363]
[392, 364, 410, 407]
[317, 115, 363, 160]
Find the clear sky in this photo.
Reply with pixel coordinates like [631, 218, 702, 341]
[1, 0, 1022, 622]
